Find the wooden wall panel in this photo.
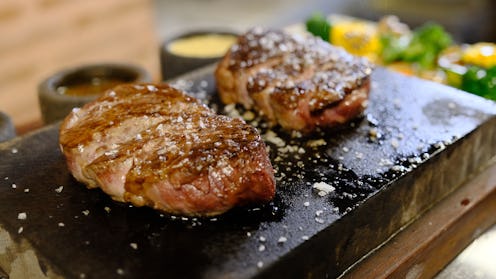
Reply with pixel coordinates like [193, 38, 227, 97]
[0, 0, 160, 133]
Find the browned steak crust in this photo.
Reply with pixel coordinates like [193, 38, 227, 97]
[59, 83, 275, 216]
[215, 28, 374, 132]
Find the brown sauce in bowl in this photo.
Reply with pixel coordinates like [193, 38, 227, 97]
[56, 78, 124, 97]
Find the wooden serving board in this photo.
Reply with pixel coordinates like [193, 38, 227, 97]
[0, 66, 495, 279]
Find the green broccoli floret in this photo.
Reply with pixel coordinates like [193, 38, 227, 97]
[305, 13, 331, 41]
[380, 22, 453, 69]
[462, 66, 496, 100]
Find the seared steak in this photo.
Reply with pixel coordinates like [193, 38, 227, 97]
[59, 83, 276, 216]
[215, 28, 374, 132]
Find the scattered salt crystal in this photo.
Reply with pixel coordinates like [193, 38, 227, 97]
[11, 183, 16, 189]
[130, 243, 138, 250]
[315, 217, 325, 224]
[146, 85, 157, 92]
[259, 236, 266, 242]
[242, 111, 255, 121]
[301, 235, 309, 240]
[342, 147, 349, 153]
[391, 139, 400, 149]
[258, 244, 266, 252]
[278, 236, 288, 243]
[104, 207, 111, 213]
[246, 232, 252, 237]
[82, 210, 90, 216]
[315, 210, 323, 217]
[18, 227, 23, 234]
[257, 261, 264, 268]
[58, 222, 65, 227]
[312, 182, 335, 196]
[116, 268, 125, 275]
[18, 212, 27, 220]
[303, 201, 310, 207]
[11, 148, 18, 154]
[393, 98, 401, 108]
[369, 128, 378, 138]
[307, 139, 326, 147]
[24, 188, 30, 193]
[263, 130, 285, 147]
[55, 186, 64, 193]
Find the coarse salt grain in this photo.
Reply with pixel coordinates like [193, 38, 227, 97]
[58, 222, 65, 227]
[315, 217, 325, 224]
[18, 212, 27, 220]
[307, 139, 326, 147]
[257, 261, 264, 268]
[24, 188, 30, 193]
[391, 139, 400, 149]
[82, 210, 90, 216]
[12, 183, 16, 189]
[258, 244, 266, 252]
[55, 186, 64, 193]
[259, 236, 266, 242]
[11, 148, 18, 154]
[104, 207, 111, 213]
[278, 236, 287, 243]
[303, 201, 310, 207]
[18, 227, 23, 234]
[130, 243, 138, 250]
[312, 182, 335, 196]
[263, 130, 285, 147]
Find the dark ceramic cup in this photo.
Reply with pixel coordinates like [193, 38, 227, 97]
[160, 30, 238, 81]
[38, 63, 152, 124]
[0, 111, 16, 142]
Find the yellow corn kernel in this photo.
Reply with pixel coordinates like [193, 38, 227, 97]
[462, 42, 496, 69]
[331, 21, 380, 62]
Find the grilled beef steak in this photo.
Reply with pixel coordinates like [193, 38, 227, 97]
[59, 83, 276, 216]
[215, 28, 374, 132]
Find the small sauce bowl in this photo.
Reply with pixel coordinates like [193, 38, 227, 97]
[0, 111, 16, 142]
[38, 63, 152, 124]
[160, 30, 238, 80]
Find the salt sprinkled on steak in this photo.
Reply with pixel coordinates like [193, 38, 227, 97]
[59, 83, 276, 217]
[215, 28, 374, 132]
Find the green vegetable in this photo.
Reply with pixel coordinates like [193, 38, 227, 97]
[461, 66, 496, 100]
[381, 22, 453, 69]
[380, 35, 409, 64]
[305, 13, 331, 41]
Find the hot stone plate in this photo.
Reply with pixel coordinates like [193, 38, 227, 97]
[1, 66, 495, 278]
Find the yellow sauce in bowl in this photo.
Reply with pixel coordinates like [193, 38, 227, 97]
[168, 34, 237, 58]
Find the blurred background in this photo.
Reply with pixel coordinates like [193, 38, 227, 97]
[155, 0, 496, 43]
[1, 0, 495, 133]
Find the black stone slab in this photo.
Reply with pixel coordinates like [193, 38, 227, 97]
[1, 67, 495, 279]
